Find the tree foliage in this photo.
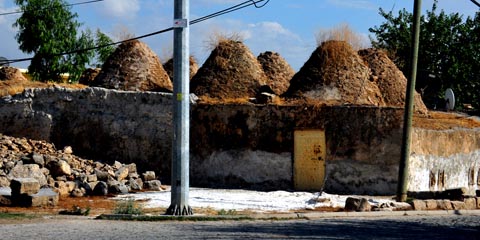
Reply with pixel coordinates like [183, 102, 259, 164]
[369, 1, 480, 109]
[13, 0, 114, 82]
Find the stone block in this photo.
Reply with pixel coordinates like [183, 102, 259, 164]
[412, 200, 427, 211]
[451, 201, 466, 210]
[358, 198, 371, 212]
[12, 188, 59, 207]
[425, 200, 438, 210]
[436, 200, 453, 210]
[10, 178, 40, 195]
[464, 198, 477, 210]
[31, 188, 59, 207]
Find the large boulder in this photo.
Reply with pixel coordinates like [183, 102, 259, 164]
[92, 40, 173, 92]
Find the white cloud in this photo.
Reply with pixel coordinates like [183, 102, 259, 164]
[100, 0, 140, 19]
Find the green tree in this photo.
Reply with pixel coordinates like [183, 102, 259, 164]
[369, 1, 480, 109]
[13, 0, 94, 82]
[94, 29, 115, 68]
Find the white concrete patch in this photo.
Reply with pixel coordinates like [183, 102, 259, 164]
[113, 188, 395, 213]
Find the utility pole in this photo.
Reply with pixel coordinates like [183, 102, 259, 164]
[166, 0, 193, 215]
[397, 0, 422, 202]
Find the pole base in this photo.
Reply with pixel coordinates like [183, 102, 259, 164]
[166, 204, 194, 216]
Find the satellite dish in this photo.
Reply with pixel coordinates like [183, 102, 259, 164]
[445, 88, 455, 111]
[0, 57, 9, 67]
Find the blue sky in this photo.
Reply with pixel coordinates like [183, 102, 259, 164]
[0, 0, 477, 70]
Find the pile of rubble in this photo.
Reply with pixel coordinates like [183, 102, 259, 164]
[0, 134, 164, 206]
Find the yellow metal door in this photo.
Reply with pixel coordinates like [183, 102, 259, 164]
[294, 130, 326, 191]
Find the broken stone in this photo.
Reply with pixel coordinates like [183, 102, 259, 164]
[10, 178, 40, 195]
[71, 188, 85, 197]
[144, 180, 162, 191]
[47, 159, 71, 177]
[95, 169, 109, 181]
[127, 163, 137, 174]
[115, 167, 129, 181]
[128, 178, 142, 191]
[87, 174, 97, 182]
[63, 146, 73, 154]
[8, 164, 47, 186]
[93, 181, 108, 196]
[358, 198, 371, 212]
[142, 171, 156, 181]
[345, 197, 361, 212]
[31, 152, 45, 167]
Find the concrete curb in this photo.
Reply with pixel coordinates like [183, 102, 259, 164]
[96, 209, 480, 221]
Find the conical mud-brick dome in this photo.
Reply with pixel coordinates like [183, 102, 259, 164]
[284, 40, 385, 106]
[358, 48, 428, 114]
[163, 56, 199, 81]
[257, 51, 294, 95]
[191, 40, 267, 99]
[93, 40, 173, 92]
[0, 67, 27, 81]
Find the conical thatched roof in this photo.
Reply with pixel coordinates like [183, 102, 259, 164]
[163, 56, 199, 81]
[92, 40, 172, 92]
[359, 48, 428, 114]
[191, 40, 267, 99]
[284, 40, 385, 106]
[257, 51, 294, 95]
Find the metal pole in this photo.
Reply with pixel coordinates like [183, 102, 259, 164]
[166, 0, 193, 215]
[397, 0, 422, 202]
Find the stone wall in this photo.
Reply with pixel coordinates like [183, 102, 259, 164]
[0, 87, 173, 182]
[1, 87, 479, 195]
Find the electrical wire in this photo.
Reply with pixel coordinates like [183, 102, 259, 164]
[0, 0, 270, 65]
[470, 0, 480, 7]
[0, 0, 104, 16]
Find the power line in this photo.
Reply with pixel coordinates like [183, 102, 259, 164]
[1, 0, 270, 65]
[470, 0, 480, 7]
[0, 0, 104, 16]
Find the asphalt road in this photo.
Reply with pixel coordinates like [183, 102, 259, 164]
[0, 214, 479, 239]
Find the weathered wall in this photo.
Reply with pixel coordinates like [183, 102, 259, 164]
[0, 87, 173, 182]
[409, 128, 480, 195]
[1, 87, 479, 195]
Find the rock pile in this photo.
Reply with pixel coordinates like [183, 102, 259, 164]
[92, 40, 173, 92]
[0, 67, 27, 82]
[284, 40, 385, 106]
[191, 39, 268, 99]
[0, 134, 164, 202]
[257, 51, 294, 96]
